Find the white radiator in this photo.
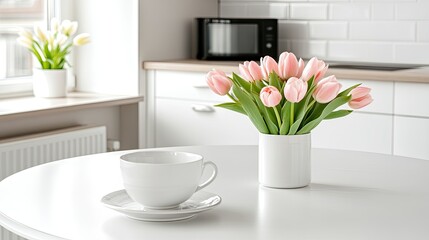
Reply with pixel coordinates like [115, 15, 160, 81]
[0, 125, 107, 240]
[0, 125, 107, 180]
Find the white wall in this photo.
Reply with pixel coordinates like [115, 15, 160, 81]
[73, 0, 140, 95]
[220, 0, 429, 65]
[139, 0, 218, 61]
[138, 0, 218, 147]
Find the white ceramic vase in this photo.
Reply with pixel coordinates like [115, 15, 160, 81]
[33, 68, 67, 98]
[258, 133, 311, 188]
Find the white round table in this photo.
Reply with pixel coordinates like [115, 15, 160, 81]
[0, 146, 428, 240]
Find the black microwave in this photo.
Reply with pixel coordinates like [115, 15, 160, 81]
[195, 18, 278, 61]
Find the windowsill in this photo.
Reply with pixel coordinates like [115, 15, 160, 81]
[0, 92, 144, 121]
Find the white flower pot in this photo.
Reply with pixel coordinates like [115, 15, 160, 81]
[259, 133, 311, 188]
[33, 68, 67, 98]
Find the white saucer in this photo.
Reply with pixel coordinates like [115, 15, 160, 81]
[101, 190, 221, 222]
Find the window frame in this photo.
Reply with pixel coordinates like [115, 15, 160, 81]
[0, 0, 60, 98]
[0, 0, 44, 18]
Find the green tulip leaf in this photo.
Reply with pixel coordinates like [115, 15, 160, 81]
[215, 102, 247, 115]
[252, 93, 278, 134]
[325, 109, 353, 120]
[302, 102, 325, 126]
[232, 85, 269, 134]
[232, 73, 251, 93]
[269, 72, 282, 91]
[297, 95, 351, 134]
[256, 80, 266, 90]
[279, 101, 291, 135]
[338, 83, 361, 97]
[252, 82, 263, 94]
[288, 84, 316, 135]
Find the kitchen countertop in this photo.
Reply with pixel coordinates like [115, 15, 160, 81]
[143, 59, 429, 83]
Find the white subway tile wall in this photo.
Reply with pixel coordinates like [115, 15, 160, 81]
[417, 22, 429, 42]
[220, 0, 429, 64]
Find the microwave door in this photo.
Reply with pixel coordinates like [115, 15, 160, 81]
[208, 23, 232, 55]
[208, 23, 258, 56]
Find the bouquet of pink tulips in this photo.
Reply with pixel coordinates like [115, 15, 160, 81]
[206, 52, 373, 135]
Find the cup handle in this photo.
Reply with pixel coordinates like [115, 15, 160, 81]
[196, 161, 218, 192]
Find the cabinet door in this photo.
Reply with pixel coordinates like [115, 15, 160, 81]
[395, 82, 429, 117]
[338, 79, 394, 114]
[312, 112, 393, 154]
[394, 116, 429, 160]
[155, 99, 259, 147]
[155, 70, 225, 102]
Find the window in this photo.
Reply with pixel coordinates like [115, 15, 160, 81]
[0, 0, 47, 96]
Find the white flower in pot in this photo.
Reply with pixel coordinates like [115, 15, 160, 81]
[17, 18, 90, 98]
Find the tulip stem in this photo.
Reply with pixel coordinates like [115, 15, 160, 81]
[227, 93, 238, 103]
[290, 103, 294, 125]
[273, 107, 282, 128]
[307, 99, 315, 111]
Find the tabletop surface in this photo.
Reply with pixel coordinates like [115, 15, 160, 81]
[0, 146, 428, 240]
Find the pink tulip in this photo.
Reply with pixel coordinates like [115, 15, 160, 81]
[297, 58, 305, 77]
[260, 56, 279, 80]
[206, 69, 232, 96]
[239, 61, 264, 82]
[284, 77, 308, 103]
[348, 86, 373, 109]
[300, 57, 328, 83]
[313, 75, 342, 103]
[278, 52, 299, 80]
[260, 86, 282, 107]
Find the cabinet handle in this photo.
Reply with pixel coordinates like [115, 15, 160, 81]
[192, 104, 215, 113]
[192, 84, 209, 89]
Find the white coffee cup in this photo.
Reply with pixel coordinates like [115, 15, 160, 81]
[120, 151, 218, 209]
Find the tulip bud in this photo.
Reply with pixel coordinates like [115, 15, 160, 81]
[348, 86, 373, 109]
[278, 52, 299, 80]
[56, 33, 68, 46]
[260, 56, 279, 80]
[206, 69, 232, 96]
[284, 77, 308, 103]
[34, 25, 47, 42]
[239, 61, 263, 82]
[316, 62, 329, 83]
[68, 21, 78, 36]
[313, 75, 342, 103]
[18, 29, 33, 40]
[62, 20, 78, 36]
[297, 58, 305, 77]
[260, 86, 282, 107]
[73, 33, 90, 46]
[46, 31, 55, 48]
[17, 37, 33, 49]
[61, 20, 72, 35]
[51, 17, 60, 33]
[300, 57, 328, 83]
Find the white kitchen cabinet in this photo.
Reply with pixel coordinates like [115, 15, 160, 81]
[155, 70, 224, 102]
[147, 68, 427, 159]
[312, 112, 393, 154]
[155, 98, 258, 147]
[395, 82, 429, 117]
[393, 82, 429, 160]
[338, 79, 394, 114]
[393, 116, 429, 160]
